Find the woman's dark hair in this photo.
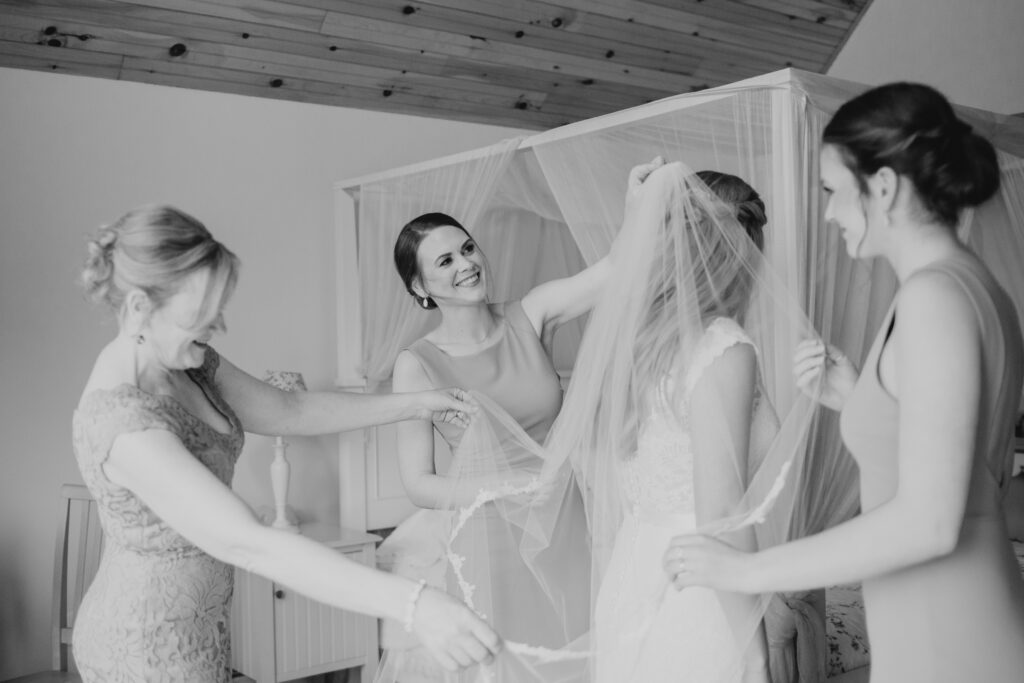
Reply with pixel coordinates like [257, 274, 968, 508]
[696, 170, 767, 251]
[394, 212, 470, 310]
[823, 82, 1000, 227]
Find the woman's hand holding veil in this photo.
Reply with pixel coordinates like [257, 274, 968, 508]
[411, 588, 503, 671]
[793, 339, 859, 411]
[662, 534, 758, 593]
[625, 156, 667, 213]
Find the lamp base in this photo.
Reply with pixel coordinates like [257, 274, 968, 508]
[258, 504, 300, 533]
[271, 519, 301, 533]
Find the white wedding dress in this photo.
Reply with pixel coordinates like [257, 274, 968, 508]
[593, 317, 779, 683]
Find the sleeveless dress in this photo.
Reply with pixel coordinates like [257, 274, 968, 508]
[840, 253, 1024, 683]
[71, 348, 244, 683]
[376, 301, 571, 681]
[594, 318, 779, 683]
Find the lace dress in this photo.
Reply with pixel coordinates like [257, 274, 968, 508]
[71, 348, 244, 683]
[593, 318, 778, 683]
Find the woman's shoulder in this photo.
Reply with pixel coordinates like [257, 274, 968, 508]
[393, 348, 434, 391]
[703, 317, 754, 349]
[78, 341, 140, 408]
[76, 342, 183, 435]
[682, 318, 756, 400]
[74, 383, 180, 465]
[897, 261, 980, 329]
[495, 300, 537, 337]
[902, 250, 992, 301]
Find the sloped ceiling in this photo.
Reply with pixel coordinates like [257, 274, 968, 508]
[0, 0, 873, 130]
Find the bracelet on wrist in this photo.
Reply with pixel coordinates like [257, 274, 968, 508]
[402, 579, 428, 633]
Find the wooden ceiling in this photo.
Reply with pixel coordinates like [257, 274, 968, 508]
[0, 0, 873, 130]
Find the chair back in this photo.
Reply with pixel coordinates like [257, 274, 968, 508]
[52, 484, 102, 672]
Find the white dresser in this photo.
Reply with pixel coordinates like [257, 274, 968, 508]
[231, 524, 381, 682]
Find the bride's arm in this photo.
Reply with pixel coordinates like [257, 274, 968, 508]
[687, 341, 768, 679]
[689, 341, 757, 537]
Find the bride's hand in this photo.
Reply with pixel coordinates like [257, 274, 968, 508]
[663, 534, 756, 593]
[793, 339, 858, 411]
[411, 588, 503, 670]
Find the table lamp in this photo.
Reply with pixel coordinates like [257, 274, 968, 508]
[262, 370, 307, 533]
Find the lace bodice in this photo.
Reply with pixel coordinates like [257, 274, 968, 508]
[70, 347, 245, 682]
[619, 318, 779, 519]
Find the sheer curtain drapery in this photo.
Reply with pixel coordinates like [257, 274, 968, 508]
[356, 137, 519, 386]
[342, 69, 1024, 683]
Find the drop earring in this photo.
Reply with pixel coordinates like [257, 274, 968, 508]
[134, 333, 145, 344]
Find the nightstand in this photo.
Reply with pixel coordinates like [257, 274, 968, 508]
[231, 524, 381, 682]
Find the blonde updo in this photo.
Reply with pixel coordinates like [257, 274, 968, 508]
[82, 205, 239, 326]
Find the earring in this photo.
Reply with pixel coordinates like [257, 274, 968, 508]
[419, 296, 434, 310]
[134, 333, 145, 345]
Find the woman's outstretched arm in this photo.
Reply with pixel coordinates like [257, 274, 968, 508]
[666, 271, 981, 592]
[215, 354, 475, 437]
[391, 351, 535, 509]
[104, 428, 501, 670]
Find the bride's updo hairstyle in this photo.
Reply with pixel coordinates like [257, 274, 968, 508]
[82, 205, 239, 327]
[635, 168, 767, 383]
[687, 170, 767, 323]
[696, 170, 767, 252]
[823, 82, 1000, 228]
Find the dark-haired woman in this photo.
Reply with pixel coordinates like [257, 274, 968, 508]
[665, 82, 1024, 682]
[376, 159, 668, 680]
[72, 205, 501, 681]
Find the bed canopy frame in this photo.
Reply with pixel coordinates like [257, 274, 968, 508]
[333, 67, 1024, 537]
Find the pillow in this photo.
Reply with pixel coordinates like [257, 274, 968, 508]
[825, 584, 870, 677]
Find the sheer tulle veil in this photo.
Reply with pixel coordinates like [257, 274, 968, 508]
[376, 161, 824, 683]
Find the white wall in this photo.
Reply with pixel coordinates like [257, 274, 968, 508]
[0, 65, 524, 679]
[829, 0, 1024, 114]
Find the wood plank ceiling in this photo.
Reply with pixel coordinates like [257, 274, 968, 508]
[0, 0, 873, 130]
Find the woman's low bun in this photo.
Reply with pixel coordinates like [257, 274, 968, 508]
[824, 83, 1002, 228]
[953, 130, 1000, 206]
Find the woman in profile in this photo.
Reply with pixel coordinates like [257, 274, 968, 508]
[667, 82, 1024, 682]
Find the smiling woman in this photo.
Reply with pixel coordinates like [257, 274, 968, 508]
[394, 213, 488, 313]
[375, 160, 667, 682]
[70, 205, 503, 683]
[667, 83, 1024, 683]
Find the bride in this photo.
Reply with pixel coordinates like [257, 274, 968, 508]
[532, 160, 819, 683]
[589, 166, 776, 682]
